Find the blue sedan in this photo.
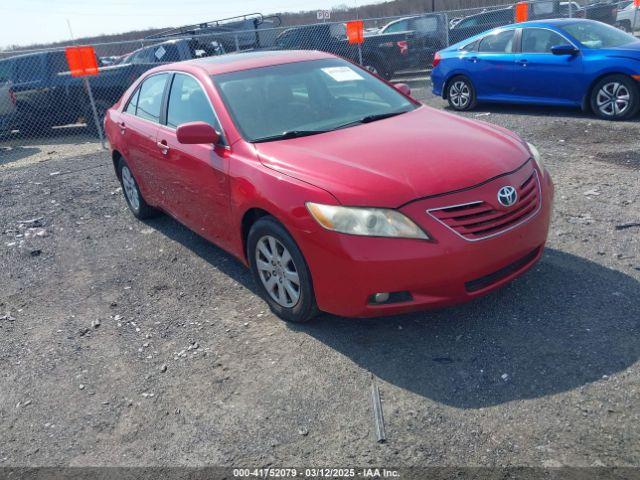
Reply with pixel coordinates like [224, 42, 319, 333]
[431, 19, 640, 120]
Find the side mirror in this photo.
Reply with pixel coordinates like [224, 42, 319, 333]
[176, 121, 220, 145]
[394, 82, 411, 96]
[551, 44, 578, 56]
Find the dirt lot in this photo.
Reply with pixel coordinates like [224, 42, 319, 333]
[0, 87, 639, 470]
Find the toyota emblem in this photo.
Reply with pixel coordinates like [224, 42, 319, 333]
[497, 186, 518, 207]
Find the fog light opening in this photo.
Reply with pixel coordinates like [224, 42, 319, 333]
[368, 291, 413, 305]
[373, 292, 390, 304]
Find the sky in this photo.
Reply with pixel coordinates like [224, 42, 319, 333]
[0, 0, 366, 49]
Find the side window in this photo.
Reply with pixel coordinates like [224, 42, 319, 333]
[15, 56, 41, 83]
[384, 20, 409, 33]
[48, 52, 68, 74]
[152, 44, 180, 63]
[460, 40, 479, 52]
[125, 87, 140, 115]
[136, 74, 169, 123]
[166, 74, 221, 132]
[522, 28, 568, 53]
[478, 30, 515, 53]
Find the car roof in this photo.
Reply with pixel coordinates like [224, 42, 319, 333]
[156, 49, 335, 76]
[514, 18, 596, 28]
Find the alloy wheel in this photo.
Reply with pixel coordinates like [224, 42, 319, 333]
[596, 82, 630, 117]
[255, 235, 301, 308]
[449, 80, 471, 108]
[121, 166, 140, 211]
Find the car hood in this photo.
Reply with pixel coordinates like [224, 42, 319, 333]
[254, 106, 531, 208]
[599, 41, 640, 58]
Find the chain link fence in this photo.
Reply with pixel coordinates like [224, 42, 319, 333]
[0, 0, 637, 162]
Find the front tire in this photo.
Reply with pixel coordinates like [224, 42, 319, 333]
[247, 216, 318, 323]
[446, 75, 477, 111]
[118, 158, 160, 219]
[590, 74, 639, 120]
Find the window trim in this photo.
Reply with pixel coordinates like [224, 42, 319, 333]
[518, 26, 579, 54]
[477, 28, 517, 54]
[162, 71, 227, 146]
[121, 70, 227, 146]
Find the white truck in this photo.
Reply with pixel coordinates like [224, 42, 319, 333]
[617, 1, 640, 33]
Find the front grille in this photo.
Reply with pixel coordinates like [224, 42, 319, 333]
[428, 170, 540, 241]
[465, 247, 541, 293]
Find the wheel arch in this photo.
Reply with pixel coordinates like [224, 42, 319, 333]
[241, 207, 274, 261]
[582, 71, 639, 112]
[112, 149, 122, 180]
[442, 72, 472, 100]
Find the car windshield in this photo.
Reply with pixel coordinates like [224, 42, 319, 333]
[562, 21, 636, 49]
[213, 58, 417, 142]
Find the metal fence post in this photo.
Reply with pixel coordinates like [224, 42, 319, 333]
[234, 34, 240, 52]
[84, 77, 105, 149]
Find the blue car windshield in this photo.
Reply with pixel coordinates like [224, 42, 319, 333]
[563, 21, 636, 49]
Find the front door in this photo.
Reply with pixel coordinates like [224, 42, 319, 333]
[155, 73, 231, 246]
[513, 27, 583, 104]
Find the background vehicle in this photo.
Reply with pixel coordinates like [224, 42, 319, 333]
[273, 23, 410, 79]
[145, 13, 282, 52]
[449, 1, 562, 44]
[119, 38, 226, 65]
[0, 80, 16, 133]
[373, 13, 449, 66]
[448, 7, 516, 44]
[432, 19, 640, 120]
[0, 38, 226, 136]
[616, 1, 640, 32]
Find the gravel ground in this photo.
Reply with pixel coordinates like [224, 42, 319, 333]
[0, 86, 639, 470]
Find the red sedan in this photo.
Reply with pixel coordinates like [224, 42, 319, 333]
[105, 50, 553, 323]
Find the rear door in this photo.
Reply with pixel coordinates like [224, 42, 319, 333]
[513, 27, 583, 103]
[119, 73, 170, 206]
[468, 29, 517, 100]
[155, 73, 231, 244]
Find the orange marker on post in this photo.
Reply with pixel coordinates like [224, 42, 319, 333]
[515, 2, 529, 22]
[65, 46, 99, 77]
[65, 45, 104, 146]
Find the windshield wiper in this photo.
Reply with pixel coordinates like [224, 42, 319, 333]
[332, 109, 410, 130]
[252, 130, 329, 143]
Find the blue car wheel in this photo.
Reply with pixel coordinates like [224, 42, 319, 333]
[447, 76, 477, 111]
[590, 75, 639, 121]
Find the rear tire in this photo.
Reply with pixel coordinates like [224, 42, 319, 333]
[363, 58, 391, 80]
[117, 157, 160, 220]
[446, 75, 477, 111]
[247, 216, 318, 323]
[590, 74, 639, 120]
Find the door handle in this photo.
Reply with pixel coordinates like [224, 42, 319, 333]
[467, 56, 478, 63]
[156, 141, 170, 155]
[118, 122, 126, 133]
[517, 59, 528, 66]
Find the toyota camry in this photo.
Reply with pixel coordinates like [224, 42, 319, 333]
[105, 50, 554, 322]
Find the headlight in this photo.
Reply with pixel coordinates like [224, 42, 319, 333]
[306, 203, 430, 240]
[527, 142, 544, 171]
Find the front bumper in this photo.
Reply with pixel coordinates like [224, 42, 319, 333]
[295, 166, 554, 318]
